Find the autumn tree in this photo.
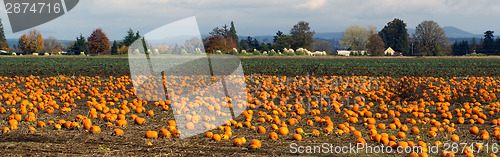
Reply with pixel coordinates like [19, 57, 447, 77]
[412, 20, 449, 56]
[290, 21, 315, 51]
[87, 28, 111, 55]
[340, 25, 376, 51]
[203, 36, 236, 53]
[0, 19, 8, 51]
[366, 34, 385, 56]
[379, 18, 410, 55]
[208, 22, 238, 52]
[19, 29, 44, 54]
[44, 37, 64, 54]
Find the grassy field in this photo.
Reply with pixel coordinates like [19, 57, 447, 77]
[1, 56, 500, 77]
[0, 56, 499, 156]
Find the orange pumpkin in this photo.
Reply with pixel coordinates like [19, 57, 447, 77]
[292, 134, 302, 141]
[278, 127, 289, 135]
[113, 129, 124, 136]
[146, 131, 158, 138]
[269, 132, 278, 140]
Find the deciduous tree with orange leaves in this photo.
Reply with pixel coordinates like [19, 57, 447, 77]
[87, 28, 110, 55]
[18, 29, 44, 54]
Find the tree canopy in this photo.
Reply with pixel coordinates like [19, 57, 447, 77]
[378, 18, 410, 55]
[366, 34, 385, 56]
[412, 20, 449, 56]
[340, 25, 376, 51]
[0, 19, 8, 51]
[290, 21, 315, 51]
[87, 28, 111, 55]
[19, 29, 44, 54]
[123, 28, 141, 47]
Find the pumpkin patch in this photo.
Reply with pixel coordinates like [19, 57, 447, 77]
[0, 57, 499, 157]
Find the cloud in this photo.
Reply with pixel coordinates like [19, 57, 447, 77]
[295, 0, 326, 10]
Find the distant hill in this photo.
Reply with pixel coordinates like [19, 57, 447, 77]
[442, 26, 482, 38]
[408, 26, 481, 39]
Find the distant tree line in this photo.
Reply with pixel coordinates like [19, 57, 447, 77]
[2, 17, 500, 56]
[451, 31, 500, 56]
[204, 21, 322, 55]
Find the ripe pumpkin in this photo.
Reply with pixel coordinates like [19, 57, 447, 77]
[355, 138, 367, 146]
[212, 134, 221, 141]
[353, 131, 362, 137]
[278, 127, 289, 135]
[257, 126, 266, 134]
[113, 129, 124, 136]
[481, 133, 490, 140]
[411, 126, 420, 134]
[292, 134, 302, 141]
[2, 127, 10, 133]
[250, 140, 261, 148]
[397, 132, 406, 139]
[233, 138, 243, 146]
[135, 118, 146, 125]
[146, 131, 158, 138]
[269, 132, 278, 140]
[91, 126, 101, 133]
[470, 126, 479, 134]
[36, 121, 46, 128]
[159, 129, 171, 138]
[427, 131, 437, 138]
[54, 124, 62, 130]
[451, 134, 459, 141]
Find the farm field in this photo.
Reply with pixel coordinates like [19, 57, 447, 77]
[0, 56, 499, 156]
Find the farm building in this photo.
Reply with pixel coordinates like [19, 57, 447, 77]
[384, 47, 395, 55]
[336, 50, 366, 56]
[337, 50, 351, 56]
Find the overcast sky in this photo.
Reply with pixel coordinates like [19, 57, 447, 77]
[0, 0, 499, 40]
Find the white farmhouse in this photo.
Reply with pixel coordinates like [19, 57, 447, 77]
[337, 50, 351, 56]
[384, 47, 395, 56]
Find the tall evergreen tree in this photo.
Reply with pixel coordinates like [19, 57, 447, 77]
[495, 38, 500, 55]
[451, 40, 470, 56]
[111, 40, 118, 55]
[0, 19, 8, 51]
[378, 18, 410, 55]
[70, 34, 88, 55]
[240, 39, 249, 50]
[228, 21, 240, 50]
[123, 28, 140, 47]
[273, 31, 285, 43]
[470, 38, 478, 53]
[480, 30, 495, 54]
